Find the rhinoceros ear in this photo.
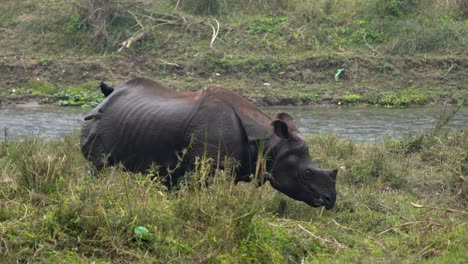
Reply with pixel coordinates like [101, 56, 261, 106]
[273, 112, 297, 130]
[330, 168, 338, 181]
[235, 112, 271, 142]
[272, 120, 289, 139]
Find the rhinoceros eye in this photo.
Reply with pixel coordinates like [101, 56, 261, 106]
[305, 168, 314, 177]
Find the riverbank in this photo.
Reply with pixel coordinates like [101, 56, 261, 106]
[1, 1, 467, 108]
[1, 51, 467, 108]
[1, 128, 466, 262]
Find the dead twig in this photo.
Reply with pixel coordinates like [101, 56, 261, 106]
[0, 180, 14, 185]
[331, 219, 385, 249]
[377, 220, 443, 236]
[159, 59, 181, 68]
[207, 18, 220, 49]
[298, 224, 345, 249]
[118, 6, 220, 51]
[410, 202, 468, 215]
[128, 10, 144, 29]
[0, 236, 8, 254]
[443, 62, 455, 76]
[363, 33, 377, 55]
[118, 10, 146, 52]
[0, 204, 29, 230]
[173, 0, 181, 11]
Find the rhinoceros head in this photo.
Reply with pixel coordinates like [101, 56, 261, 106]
[266, 112, 337, 209]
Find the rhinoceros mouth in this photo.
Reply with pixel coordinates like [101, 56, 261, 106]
[305, 196, 335, 210]
[305, 197, 325, 208]
[324, 202, 335, 210]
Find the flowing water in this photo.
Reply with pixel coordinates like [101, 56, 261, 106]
[263, 106, 468, 142]
[1, 105, 86, 140]
[1, 104, 467, 142]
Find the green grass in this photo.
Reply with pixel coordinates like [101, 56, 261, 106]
[1, 126, 466, 262]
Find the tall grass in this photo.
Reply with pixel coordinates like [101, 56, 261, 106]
[0, 126, 466, 262]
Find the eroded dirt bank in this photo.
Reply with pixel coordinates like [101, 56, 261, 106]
[1, 51, 467, 107]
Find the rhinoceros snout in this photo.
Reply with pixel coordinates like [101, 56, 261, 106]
[323, 195, 336, 210]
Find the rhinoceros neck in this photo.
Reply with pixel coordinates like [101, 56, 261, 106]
[238, 137, 275, 184]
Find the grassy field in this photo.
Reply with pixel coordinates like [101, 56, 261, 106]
[0, 122, 466, 262]
[0, 0, 467, 106]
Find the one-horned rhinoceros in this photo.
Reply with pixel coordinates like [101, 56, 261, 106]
[80, 77, 337, 209]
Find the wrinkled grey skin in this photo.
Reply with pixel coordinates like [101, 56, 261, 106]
[81, 77, 337, 209]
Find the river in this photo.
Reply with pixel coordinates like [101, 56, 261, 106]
[1, 105, 467, 142]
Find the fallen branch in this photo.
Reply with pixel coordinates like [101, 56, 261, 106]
[117, 6, 222, 52]
[118, 30, 146, 52]
[207, 18, 220, 49]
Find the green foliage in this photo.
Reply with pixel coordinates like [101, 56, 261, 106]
[2, 80, 103, 108]
[247, 17, 288, 36]
[350, 19, 385, 45]
[50, 91, 103, 108]
[342, 92, 362, 104]
[379, 88, 429, 107]
[24, 82, 104, 108]
[65, 13, 84, 34]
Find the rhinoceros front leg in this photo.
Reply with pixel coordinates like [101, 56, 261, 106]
[81, 134, 111, 172]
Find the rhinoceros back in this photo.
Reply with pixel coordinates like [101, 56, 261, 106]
[81, 77, 271, 177]
[81, 78, 197, 171]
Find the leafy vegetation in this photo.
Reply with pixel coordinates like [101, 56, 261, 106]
[1, 120, 466, 262]
[0, 80, 104, 108]
[42, 89, 104, 108]
[379, 87, 430, 107]
[342, 92, 363, 104]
